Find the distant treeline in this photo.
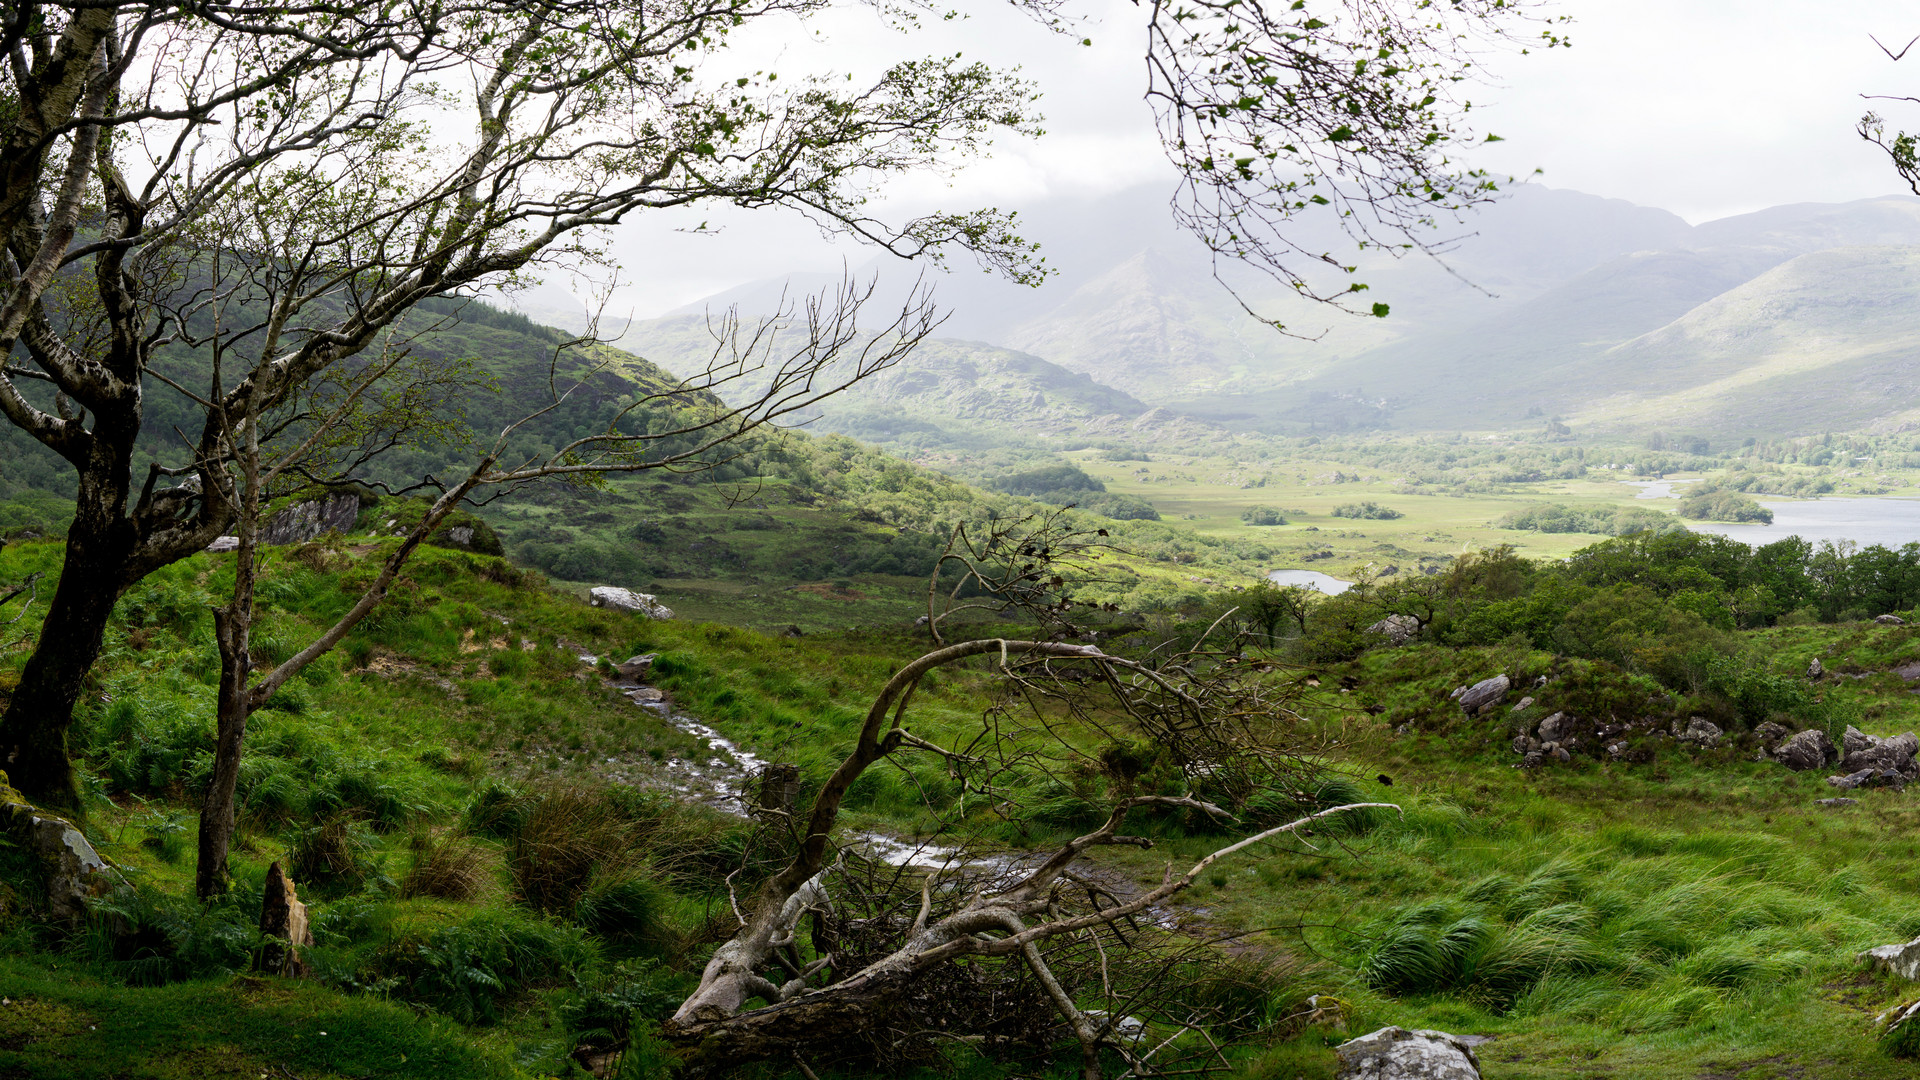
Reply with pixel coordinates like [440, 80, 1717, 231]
[1247, 530, 1920, 696]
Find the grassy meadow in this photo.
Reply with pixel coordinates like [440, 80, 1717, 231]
[10, 437, 1920, 1078]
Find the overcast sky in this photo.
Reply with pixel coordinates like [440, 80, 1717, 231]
[556, 0, 1920, 317]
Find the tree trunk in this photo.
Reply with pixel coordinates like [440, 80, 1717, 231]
[196, 608, 252, 899]
[0, 464, 134, 811]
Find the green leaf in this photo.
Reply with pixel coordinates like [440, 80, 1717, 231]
[1370, 302, 1391, 318]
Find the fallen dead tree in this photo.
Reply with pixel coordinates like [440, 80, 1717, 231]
[661, 514, 1396, 1078]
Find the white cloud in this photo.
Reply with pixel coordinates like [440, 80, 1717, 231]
[579, 0, 1920, 314]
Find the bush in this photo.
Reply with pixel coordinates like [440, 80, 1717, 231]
[288, 812, 384, 892]
[1240, 506, 1287, 527]
[371, 910, 598, 1024]
[1331, 502, 1403, 520]
[402, 835, 492, 901]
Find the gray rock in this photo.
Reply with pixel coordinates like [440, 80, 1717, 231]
[1860, 937, 1920, 981]
[1817, 797, 1860, 807]
[1774, 729, 1837, 772]
[1808, 658, 1824, 679]
[1518, 751, 1545, 769]
[1607, 741, 1628, 758]
[626, 687, 665, 704]
[1551, 747, 1572, 763]
[1828, 769, 1877, 790]
[1510, 696, 1535, 713]
[1367, 614, 1422, 645]
[1679, 717, 1723, 749]
[1533, 675, 1548, 688]
[1335, 1026, 1483, 1080]
[1510, 735, 1530, 755]
[1536, 712, 1570, 744]
[1839, 726, 1920, 779]
[1458, 675, 1510, 714]
[205, 535, 240, 553]
[260, 493, 361, 546]
[1754, 721, 1792, 744]
[614, 653, 657, 681]
[1447, 685, 1467, 701]
[1877, 614, 1907, 625]
[1, 776, 124, 922]
[588, 587, 674, 620]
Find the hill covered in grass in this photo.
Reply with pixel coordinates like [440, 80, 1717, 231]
[9, 488, 1920, 1077]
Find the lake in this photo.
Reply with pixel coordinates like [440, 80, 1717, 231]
[1266, 568, 1353, 595]
[1690, 497, 1920, 549]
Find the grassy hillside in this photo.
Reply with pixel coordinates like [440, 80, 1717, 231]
[9, 492, 1920, 1078]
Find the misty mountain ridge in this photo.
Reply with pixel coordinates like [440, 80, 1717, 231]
[528, 185, 1920, 442]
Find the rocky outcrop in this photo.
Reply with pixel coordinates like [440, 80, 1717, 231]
[1876, 614, 1907, 625]
[1861, 937, 1920, 981]
[1335, 1026, 1483, 1080]
[1676, 717, 1723, 749]
[205, 535, 240, 553]
[589, 587, 674, 620]
[1773, 729, 1837, 772]
[1840, 726, 1920, 780]
[0, 770, 124, 922]
[1367, 615, 1421, 646]
[1457, 676, 1510, 715]
[261, 493, 362, 545]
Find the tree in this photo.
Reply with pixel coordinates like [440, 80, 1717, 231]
[1150, 0, 1568, 323]
[660, 514, 1391, 1076]
[0, 0, 1040, 808]
[0, 0, 1559, 809]
[191, 277, 939, 897]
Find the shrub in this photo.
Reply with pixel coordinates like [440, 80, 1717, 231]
[1331, 502, 1403, 520]
[372, 910, 598, 1024]
[288, 812, 384, 892]
[402, 835, 492, 902]
[1240, 506, 1287, 527]
[464, 779, 532, 839]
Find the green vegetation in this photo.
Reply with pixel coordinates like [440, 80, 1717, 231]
[1677, 483, 1775, 524]
[1497, 502, 1685, 536]
[10, 489, 1920, 1077]
[1332, 501, 1404, 520]
[1241, 506, 1288, 526]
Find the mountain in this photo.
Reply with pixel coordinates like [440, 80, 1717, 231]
[554, 185, 1920, 442]
[1273, 197, 1920, 434]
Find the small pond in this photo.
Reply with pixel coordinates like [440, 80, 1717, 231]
[1266, 568, 1353, 595]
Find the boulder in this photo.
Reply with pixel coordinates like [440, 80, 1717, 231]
[0, 771, 124, 922]
[1366, 614, 1422, 645]
[1817, 797, 1859, 807]
[1510, 696, 1535, 713]
[1536, 712, 1571, 744]
[1773, 729, 1837, 772]
[614, 653, 657, 681]
[1754, 720, 1792, 744]
[205, 535, 240, 553]
[1808, 658, 1824, 679]
[257, 861, 313, 977]
[1860, 937, 1920, 981]
[1457, 675, 1510, 714]
[1447, 685, 1466, 701]
[260, 492, 361, 546]
[1335, 1026, 1483, 1080]
[588, 587, 674, 620]
[1828, 768, 1907, 792]
[1678, 717, 1723, 749]
[1839, 726, 1920, 780]
[1877, 614, 1907, 626]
